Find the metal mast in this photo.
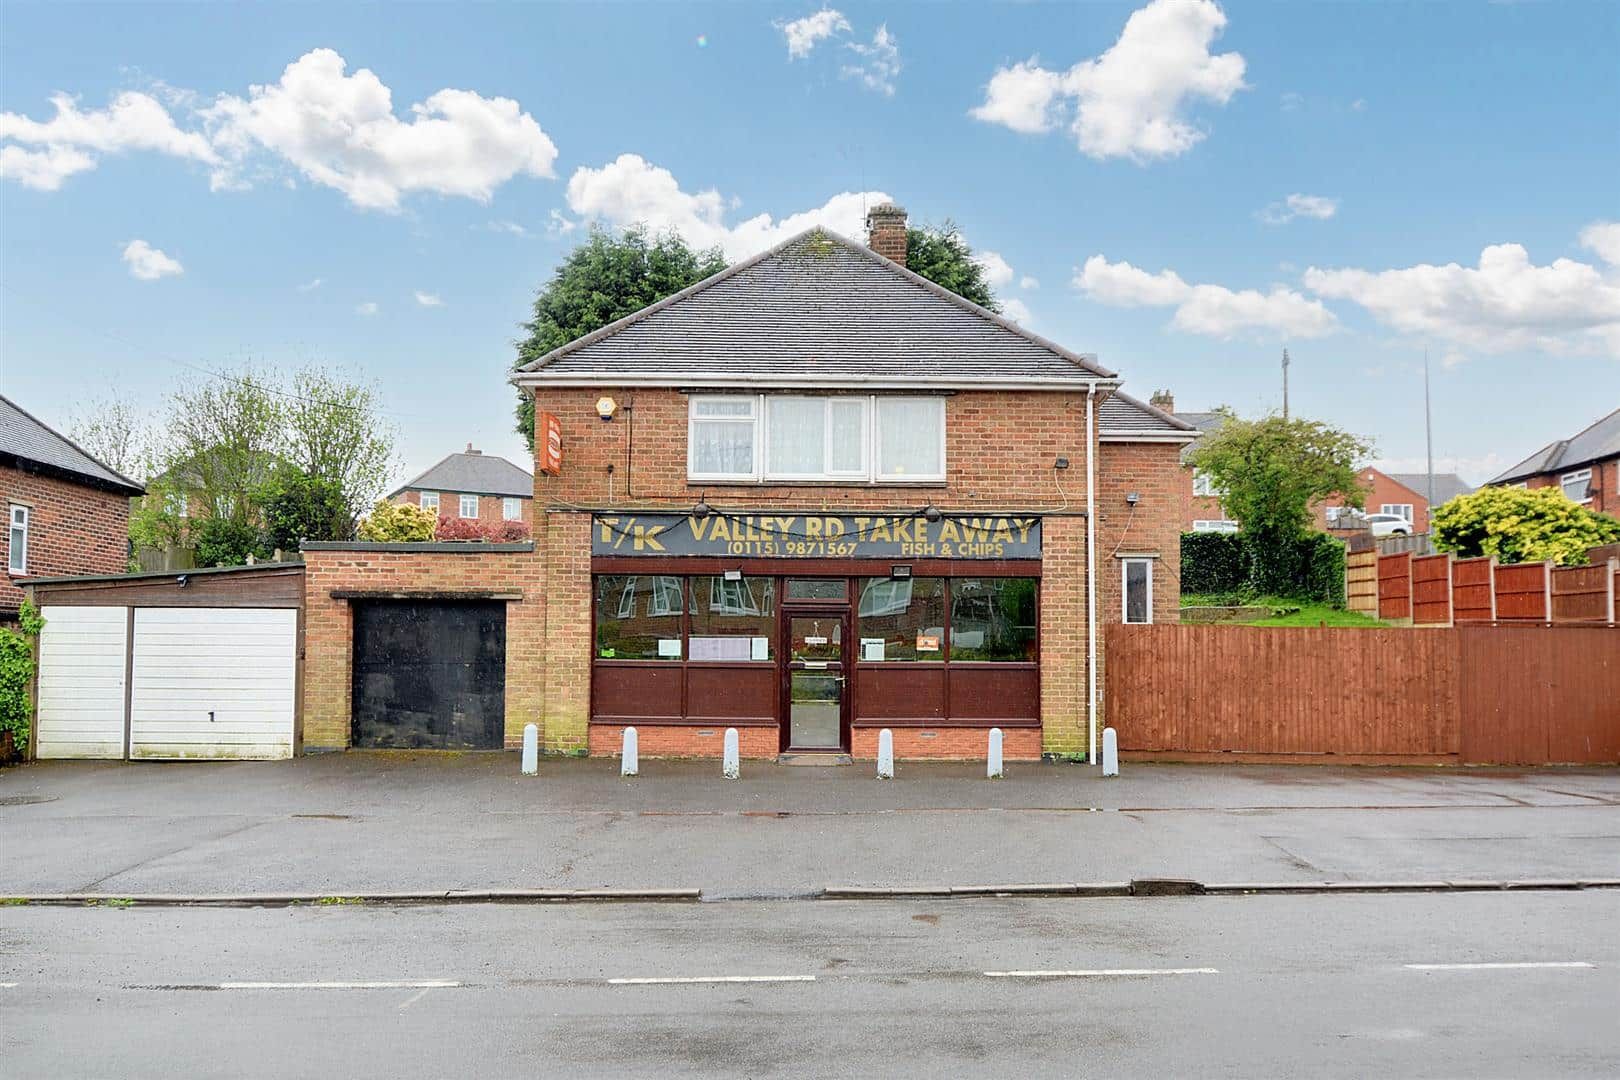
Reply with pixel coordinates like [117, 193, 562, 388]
[1282, 348, 1291, 419]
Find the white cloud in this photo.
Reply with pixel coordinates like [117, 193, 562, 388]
[297, 277, 323, 292]
[356, 301, 379, 316]
[1439, 349, 1468, 371]
[484, 219, 531, 238]
[975, 250, 1015, 289]
[565, 152, 890, 261]
[1258, 193, 1339, 225]
[971, 0, 1246, 162]
[1579, 220, 1620, 266]
[778, 9, 851, 59]
[1002, 297, 1034, 325]
[546, 208, 577, 235]
[842, 24, 901, 96]
[1304, 232, 1620, 357]
[0, 90, 218, 189]
[1076, 254, 1337, 339]
[414, 291, 443, 307]
[1019, 275, 1040, 290]
[121, 240, 183, 281]
[201, 48, 558, 211]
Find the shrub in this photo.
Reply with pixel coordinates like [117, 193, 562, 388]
[1181, 531, 1346, 606]
[1180, 532, 1245, 594]
[434, 514, 486, 541]
[0, 602, 44, 758]
[356, 500, 436, 542]
[192, 515, 272, 567]
[1432, 485, 1620, 565]
[485, 519, 532, 542]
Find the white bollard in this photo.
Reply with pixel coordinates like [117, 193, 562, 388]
[1101, 726, 1119, 777]
[722, 728, 740, 779]
[521, 722, 538, 775]
[877, 728, 895, 780]
[987, 727, 1004, 779]
[621, 727, 639, 777]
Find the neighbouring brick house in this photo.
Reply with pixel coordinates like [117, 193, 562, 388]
[1488, 407, 1620, 520]
[1319, 467, 1473, 534]
[1142, 393, 1234, 532]
[389, 444, 534, 529]
[1, 393, 144, 617]
[301, 205, 1187, 762]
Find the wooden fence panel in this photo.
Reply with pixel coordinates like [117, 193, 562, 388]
[1451, 557, 1495, 623]
[1493, 562, 1551, 622]
[1459, 625, 1620, 764]
[1105, 624, 1460, 759]
[1411, 554, 1453, 626]
[1377, 552, 1412, 622]
[1345, 550, 1378, 616]
[1550, 563, 1613, 624]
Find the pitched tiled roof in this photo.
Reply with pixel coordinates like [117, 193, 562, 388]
[1489, 407, 1620, 484]
[1173, 410, 1227, 463]
[389, 451, 533, 499]
[0, 393, 144, 494]
[1386, 472, 1474, 505]
[1098, 391, 1198, 440]
[513, 229, 1115, 388]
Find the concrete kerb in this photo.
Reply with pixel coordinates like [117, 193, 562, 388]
[1, 889, 703, 907]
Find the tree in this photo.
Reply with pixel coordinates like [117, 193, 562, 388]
[258, 465, 352, 551]
[1186, 409, 1373, 539]
[163, 370, 285, 522]
[68, 395, 162, 481]
[1432, 486, 1620, 565]
[512, 225, 726, 448]
[193, 516, 271, 568]
[906, 222, 1001, 312]
[280, 367, 396, 534]
[356, 500, 436, 542]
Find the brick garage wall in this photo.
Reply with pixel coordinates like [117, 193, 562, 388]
[301, 545, 546, 750]
[3, 465, 130, 612]
[851, 726, 1042, 761]
[589, 723, 778, 759]
[393, 489, 534, 528]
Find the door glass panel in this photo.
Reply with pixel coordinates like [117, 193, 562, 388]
[786, 579, 845, 601]
[790, 672, 842, 748]
[790, 616, 842, 662]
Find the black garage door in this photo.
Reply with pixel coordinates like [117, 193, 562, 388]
[352, 600, 507, 749]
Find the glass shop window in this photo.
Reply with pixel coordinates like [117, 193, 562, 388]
[949, 578, 1038, 661]
[689, 575, 776, 661]
[856, 577, 946, 661]
[595, 575, 684, 660]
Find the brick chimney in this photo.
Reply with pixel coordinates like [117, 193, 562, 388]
[465, 443, 481, 455]
[865, 203, 908, 267]
[1149, 390, 1175, 413]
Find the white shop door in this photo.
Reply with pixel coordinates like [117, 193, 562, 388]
[35, 606, 129, 759]
[129, 608, 297, 760]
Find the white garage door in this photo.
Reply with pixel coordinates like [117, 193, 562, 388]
[129, 608, 297, 760]
[35, 606, 129, 759]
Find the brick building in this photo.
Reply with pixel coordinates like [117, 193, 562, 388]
[1319, 467, 1473, 534]
[2, 394, 144, 617]
[1488, 407, 1620, 520]
[302, 206, 1187, 763]
[388, 444, 534, 531]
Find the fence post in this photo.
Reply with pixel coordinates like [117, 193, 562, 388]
[621, 727, 639, 777]
[1544, 560, 1555, 623]
[1608, 558, 1618, 627]
[521, 723, 538, 775]
[876, 729, 894, 780]
[722, 728, 740, 779]
[987, 728, 1004, 779]
[1488, 557, 1498, 622]
[1101, 727, 1119, 777]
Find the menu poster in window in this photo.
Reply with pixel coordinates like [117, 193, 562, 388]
[691, 636, 752, 662]
[657, 638, 682, 658]
[861, 638, 886, 661]
[915, 633, 940, 653]
[751, 636, 770, 661]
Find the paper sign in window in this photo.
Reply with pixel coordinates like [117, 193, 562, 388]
[915, 633, 940, 652]
[861, 638, 886, 661]
[657, 639, 682, 659]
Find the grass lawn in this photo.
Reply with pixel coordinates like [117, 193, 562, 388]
[1181, 594, 1385, 628]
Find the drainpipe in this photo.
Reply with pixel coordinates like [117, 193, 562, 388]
[1086, 385, 1098, 766]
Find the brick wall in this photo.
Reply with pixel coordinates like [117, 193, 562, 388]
[301, 546, 547, 750]
[851, 725, 1042, 761]
[1523, 456, 1618, 520]
[393, 489, 534, 527]
[2, 465, 130, 611]
[1177, 467, 1230, 529]
[542, 511, 592, 753]
[1320, 468, 1430, 533]
[589, 723, 778, 759]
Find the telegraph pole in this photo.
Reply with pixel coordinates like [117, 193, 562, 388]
[1281, 347, 1291, 418]
[1424, 347, 1435, 512]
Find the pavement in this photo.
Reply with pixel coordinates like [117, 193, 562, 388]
[2, 891, 1616, 1077]
[3, 754, 1618, 897]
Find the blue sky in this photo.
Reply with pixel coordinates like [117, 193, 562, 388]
[2, 0, 1617, 486]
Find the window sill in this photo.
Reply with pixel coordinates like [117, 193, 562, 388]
[686, 479, 949, 488]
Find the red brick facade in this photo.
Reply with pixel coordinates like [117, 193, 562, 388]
[393, 489, 534, 528]
[1319, 468, 1430, 533]
[3, 464, 131, 612]
[1520, 456, 1619, 520]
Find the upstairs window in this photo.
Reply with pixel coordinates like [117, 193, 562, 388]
[687, 394, 945, 483]
[7, 505, 27, 574]
[1191, 470, 1219, 497]
[1561, 469, 1593, 504]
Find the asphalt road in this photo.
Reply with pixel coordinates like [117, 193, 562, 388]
[3, 891, 1616, 1078]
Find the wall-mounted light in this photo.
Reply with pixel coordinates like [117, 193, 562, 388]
[692, 498, 712, 519]
[724, 569, 743, 582]
[922, 504, 943, 523]
[1054, 456, 1070, 470]
[596, 396, 618, 422]
[890, 565, 912, 580]
[1125, 492, 1141, 505]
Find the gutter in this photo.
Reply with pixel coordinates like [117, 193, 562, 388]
[511, 372, 1123, 393]
[1086, 385, 1099, 767]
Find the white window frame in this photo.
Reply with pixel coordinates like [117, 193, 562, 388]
[1191, 519, 1239, 533]
[420, 491, 440, 513]
[502, 497, 522, 521]
[1560, 468, 1593, 504]
[685, 394, 946, 484]
[164, 492, 189, 518]
[7, 505, 27, 575]
[1121, 557, 1154, 625]
[1381, 503, 1414, 522]
[1191, 470, 1219, 497]
[458, 494, 479, 519]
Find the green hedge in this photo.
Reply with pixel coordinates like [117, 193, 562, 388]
[1, 601, 43, 758]
[1180, 531, 1346, 606]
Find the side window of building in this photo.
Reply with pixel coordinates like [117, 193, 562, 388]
[1122, 558, 1153, 624]
[459, 494, 479, 519]
[1191, 470, 1219, 497]
[420, 491, 440, 513]
[7, 505, 27, 574]
[1380, 503, 1414, 522]
[1560, 469, 1592, 504]
[502, 498, 522, 521]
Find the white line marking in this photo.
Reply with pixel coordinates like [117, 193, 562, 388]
[985, 968, 1220, 978]
[1404, 962, 1594, 971]
[0, 982, 17, 988]
[607, 975, 816, 985]
[218, 980, 461, 990]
